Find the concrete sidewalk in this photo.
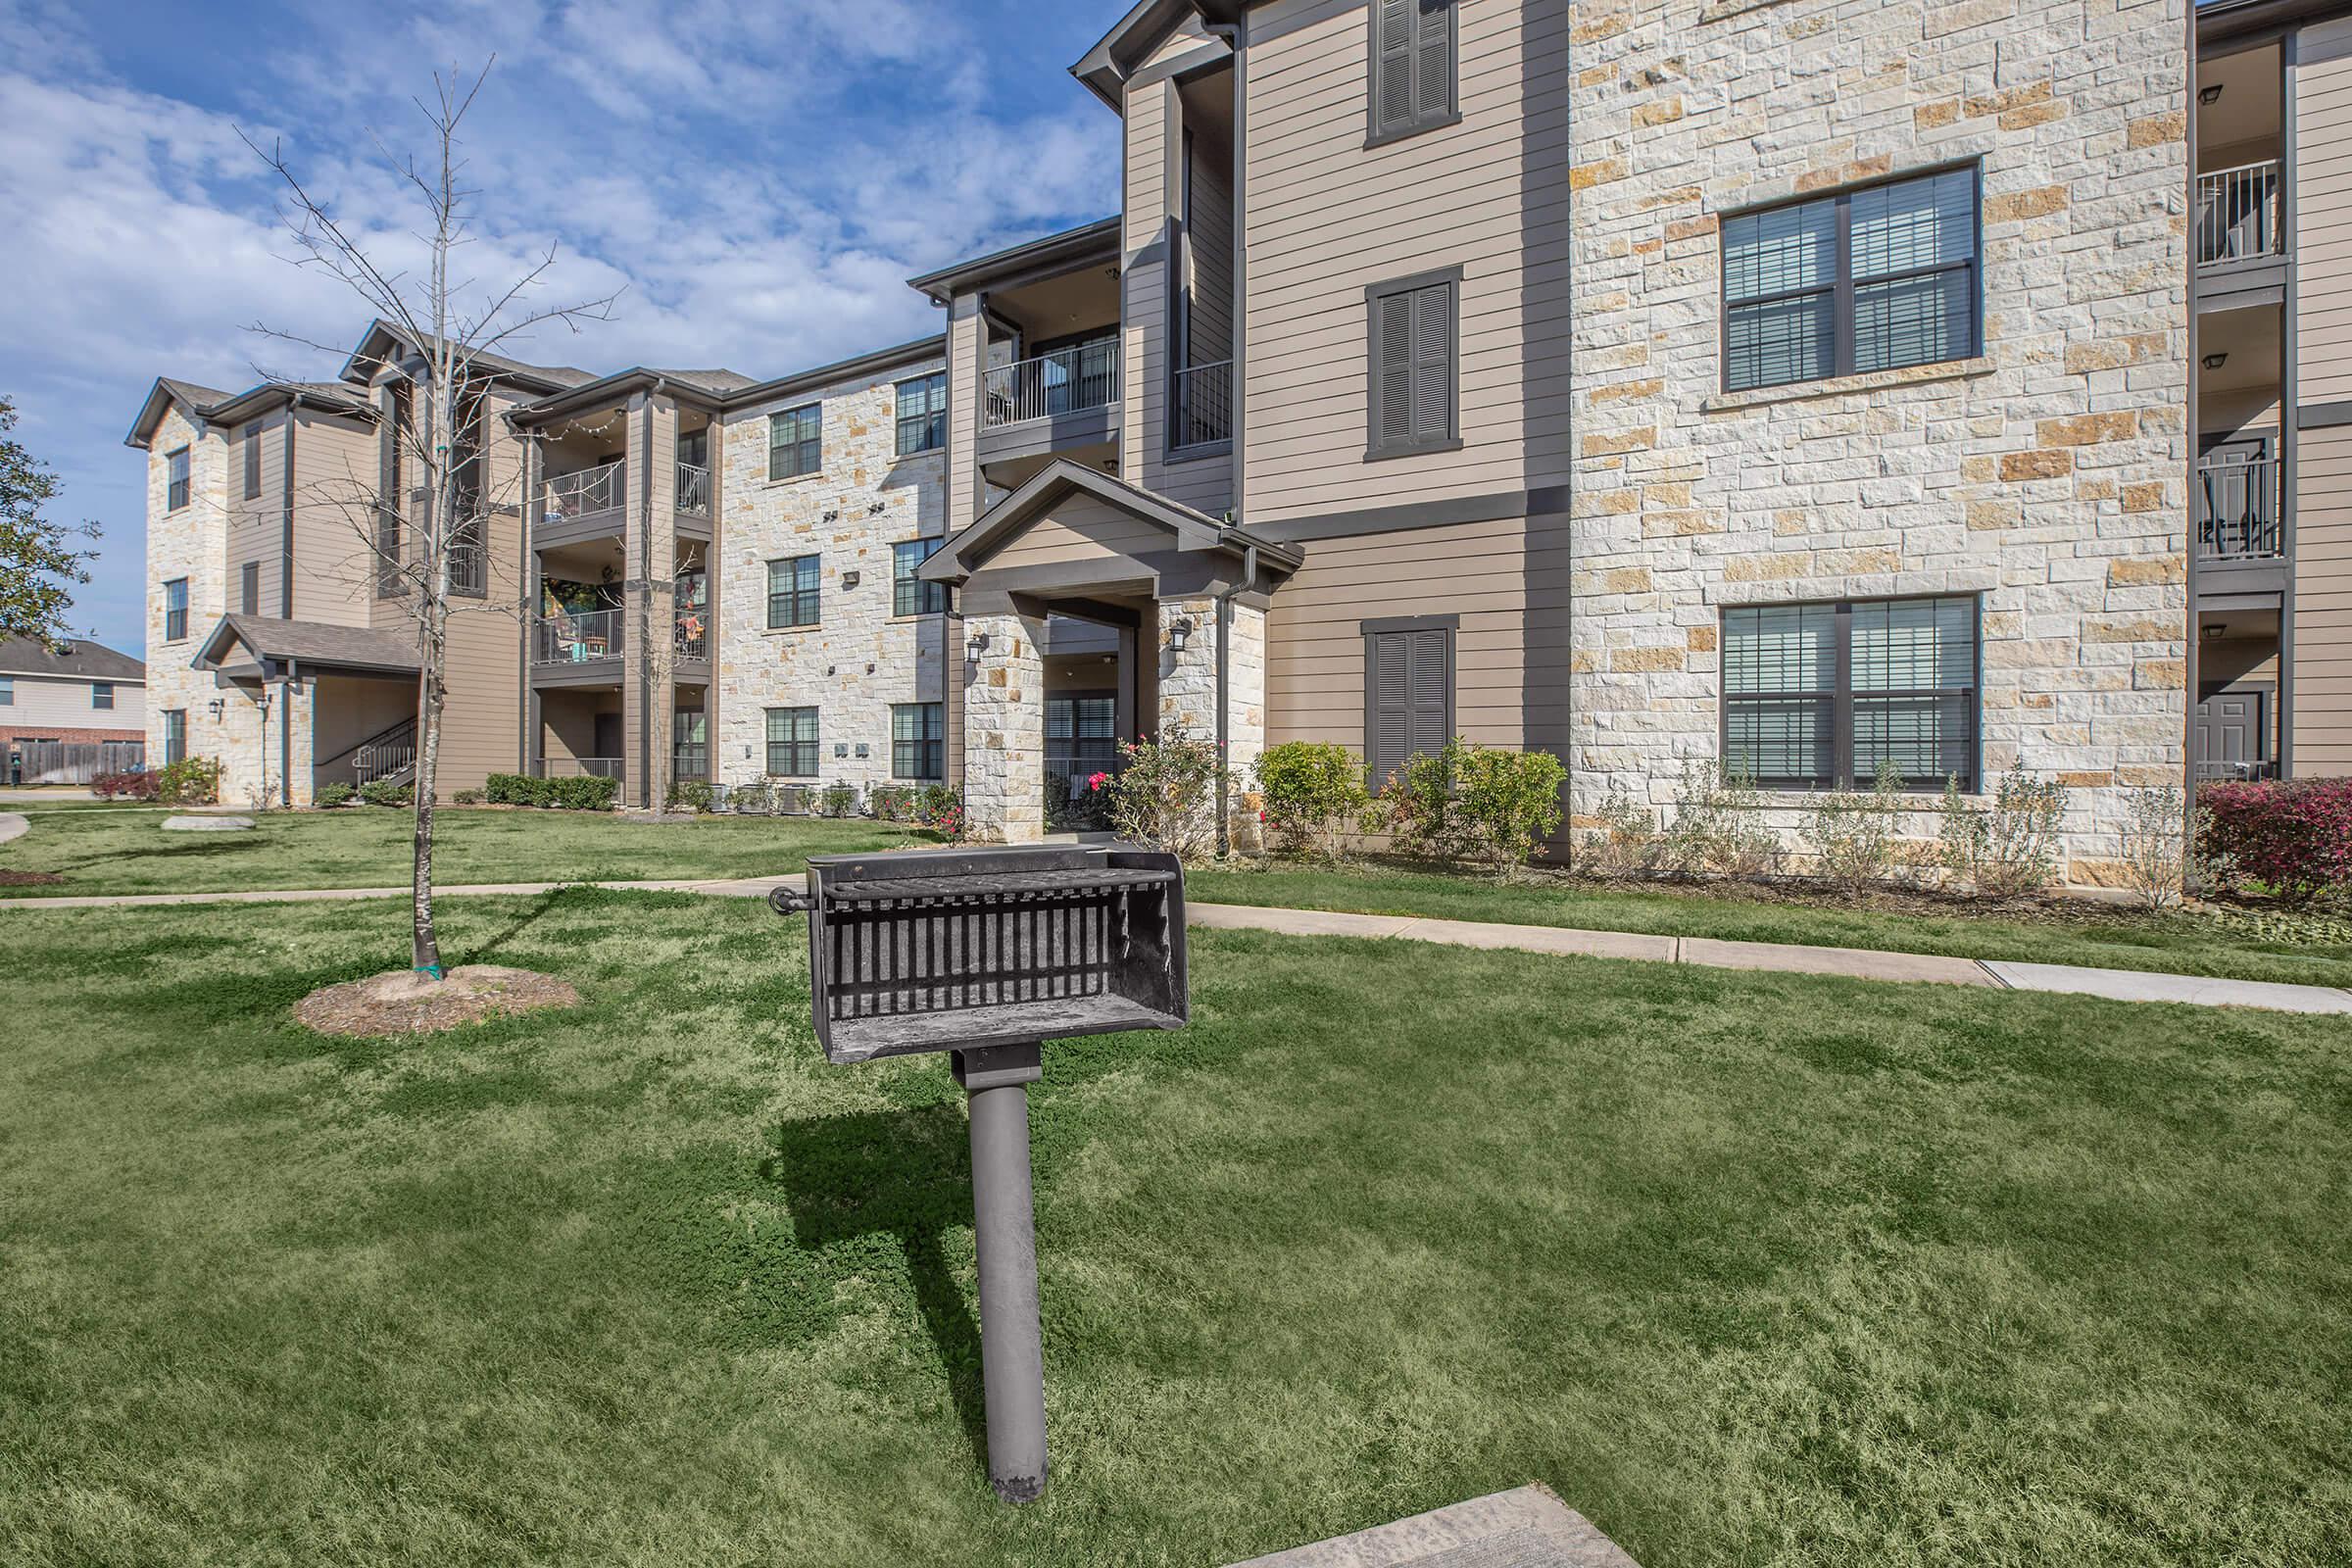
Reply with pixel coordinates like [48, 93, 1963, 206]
[3, 874, 2347, 1017]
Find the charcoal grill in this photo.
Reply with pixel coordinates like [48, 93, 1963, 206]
[769, 842, 1190, 1503]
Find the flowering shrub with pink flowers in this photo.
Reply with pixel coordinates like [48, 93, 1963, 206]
[2197, 777, 2352, 905]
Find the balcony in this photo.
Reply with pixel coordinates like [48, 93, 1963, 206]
[1171, 360, 1233, 451]
[977, 338, 1120, 471]
[2198, 161, 2281, 267]
[2197, 457, 2283, 564]
[538, 460, 625, 548]
[544, 756, 624, 782]
[532, 607, 624, 684]
[676, 462, 710, 523]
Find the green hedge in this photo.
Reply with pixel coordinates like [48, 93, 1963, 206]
[482, 773, 618, 811]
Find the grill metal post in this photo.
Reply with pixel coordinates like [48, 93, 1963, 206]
[954, 1042, 1049, 1503]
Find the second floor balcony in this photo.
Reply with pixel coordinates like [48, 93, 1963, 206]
[540, 459, 625, 546]
[2197, 455, 2283, 564]
[977, 337, 1120, 475]
[2197, 159, 2282, 270]
[533, 606, 624, 678]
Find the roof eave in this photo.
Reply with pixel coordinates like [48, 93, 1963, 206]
[906, 217, 1124, 305]
[1067, 0, 1201, 113]
[718, 335, 949, 410]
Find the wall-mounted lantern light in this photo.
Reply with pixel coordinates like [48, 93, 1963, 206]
[1167, 617, 1195, 654]
[966, 630, 991, 659]
[207, 699, 225, 721]
[2199, 83, 2224, 106]
[842, 570, 861, 590]
[2202, 353, 2229, 372]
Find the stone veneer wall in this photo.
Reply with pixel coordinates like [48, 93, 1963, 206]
[961, 610, 1049, 844]
[142, 405, 259, 801]
[713, 360, 950, 796]
[1568, 0, 2190, 884]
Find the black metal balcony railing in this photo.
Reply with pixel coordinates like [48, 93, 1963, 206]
[533, 607, 624, 664]
[673, 613, 707, 661]
[983, 338, 1120, 427]
[2197, 160, 2281, 267]
[545, 757, 624, 782]
[676, 462, 710, 516]
[2197, 457, 2284, 562]
[2194, 758, 2280, 783]
[544, 460, 624, 523]
[1170, 359, 1233, 449]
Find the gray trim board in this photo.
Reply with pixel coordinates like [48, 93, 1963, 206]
[908, 218, 1122, 304]
[2280, 23, 2300, 776]
[975, 403, 1119, 468]
[1255, 485, 1571, 544]
[280, 410, 297, 617]
[1127, 38, 1231, 91]
[2298, 399, 2352, 428]
[1359, 613, 1460, 636]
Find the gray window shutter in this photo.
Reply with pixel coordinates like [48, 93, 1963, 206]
[1374, 290, 1414, 449]
[1375, 0, 1415, 135]
[1406, 628, 1449, 759]
[1413, 0, 1452, 123]
[1368, 626, 1451, 783]
[1409, 284, 1452, 443]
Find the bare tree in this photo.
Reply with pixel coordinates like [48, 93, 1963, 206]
[245, 63, 616, 979]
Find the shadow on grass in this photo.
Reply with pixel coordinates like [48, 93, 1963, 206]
[760, 1103, 989, 1472]
[453, 887, 578, 965]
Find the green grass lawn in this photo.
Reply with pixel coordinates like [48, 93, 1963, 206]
[1188, 860, 2352, 991]
[0, 806, 905, 897]
[1, 894, 2344, 1565]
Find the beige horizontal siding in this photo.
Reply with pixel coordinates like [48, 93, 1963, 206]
[291, 411, 380, 626]
[991, 495, 1169, 570]
[2294, 423, 2352, 774]
[2299, 25, 2352, 406]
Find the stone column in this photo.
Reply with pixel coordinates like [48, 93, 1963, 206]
[1154, 597, 1267, 848]
[961, 609, 1048, 844]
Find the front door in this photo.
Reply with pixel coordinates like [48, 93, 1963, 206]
[2192, 686, 2270, 781]
[593, 711, 623, 773]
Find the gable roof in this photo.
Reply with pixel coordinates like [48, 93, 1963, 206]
[1071, 0, 1241, 110]
[123, 377, 234, 449]
[124, 374, 379, 449]
[0, 636, 145, 682]
[192, 614, 422, 679]
[907, 218, 1122, 305]
[337, 318, 596, 396]
[920, 458, 1299, 584]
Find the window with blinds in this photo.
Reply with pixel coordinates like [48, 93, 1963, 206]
[768, 404, 822, 480]
[892, 702, 944, 780]
[893, 538, 946, 616]
[1722, 166, 1979, 393]
[1363, 618, 1454, 787]
[163, 577, 188, 641]
[1722, 595, 1979, 790]
[767, 554, 820, 628]
[895, 372, 946, 456]
[764, 707, 818, 777]
[166, 447, 190, 512]
[1366, 269, 1460, 460]
[1368, 0, 1456, 144]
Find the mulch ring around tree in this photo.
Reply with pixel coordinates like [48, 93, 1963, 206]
[0, 870, 65, 886]
[294, 965, 580, 1037]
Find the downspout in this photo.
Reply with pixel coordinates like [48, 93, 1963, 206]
[640, 380, 666, 810]
[281, 658, 296, 808]
[1214, 542, 1255, 858]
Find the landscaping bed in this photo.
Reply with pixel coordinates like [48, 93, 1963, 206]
[0, 892, 2343, 1564]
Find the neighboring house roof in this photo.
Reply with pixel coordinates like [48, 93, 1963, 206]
[191, 614, 422, 679]
[1070, 0, 1240, 110]
[907, 218, 1123, 305]
[0, 636, 146, 682]
[920, 457, 1300, 586]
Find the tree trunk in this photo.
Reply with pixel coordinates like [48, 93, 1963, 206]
[412, 639, 444, 978]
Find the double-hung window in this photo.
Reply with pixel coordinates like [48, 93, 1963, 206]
[92, 681, 115, 711]
[162, 710, 187, 766]
[766, 554, 820, 629]
[1365, 268, 1461, 460]
[1367, 0, 1457, 145]
[768, 404, 822, 480]
[1722, 166, 1980, 393]
[893, 539, 947, 616]
[892, 703, 944, 781]
[1722, 595, 1979, 791]
[163, 578, 189, 642]
[764, 707, 818, 776]
[0, 676, 13, 706]
[895, 372, 947, 456]
[166, 448, 191, 512]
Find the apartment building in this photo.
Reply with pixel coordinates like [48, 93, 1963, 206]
[1, 636, 145, 784]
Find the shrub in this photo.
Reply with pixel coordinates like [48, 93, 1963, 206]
[666, 779, 713, 814]
[92, 770, 157, 802]
[1450, 744, 1567, 878]
[1254, 741, 1368, 860]
[359, 778, 415, 808]
[1578, 778, 1658, 880]
[484, 773, 535, 807]
[478, 773, 616, 811]
[1802, 760, 1903, 896]
[153, 757, 222, 807]
[2198, 776, 2352, 906]
[1103, 723, 1220, 860]
[915, 784, 964, 840]
[1374, 738, 1479, 864]
[2119, 784, 2186, 912]
[1663, 760, 1778, 880]
[729, 780, 773, 816]
[451, 787, 484, 807]
[818, 781, 859, 818]
[315, 782, 356, 808]
[866, 783, 911, 822]
[1934, 763, 2066, 900]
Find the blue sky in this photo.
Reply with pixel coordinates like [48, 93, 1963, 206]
[0, 0, 1127, 658]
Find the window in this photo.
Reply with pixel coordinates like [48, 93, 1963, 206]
[163, 577, 189, 642]
[764, 707, 818, 776]
[766, 554, 820, 628]
[243, 423, 263, 500]
[768, 404, 822, 480]
[1722, 166, 1980, 393]
[91, 681, 115, 711]
[1362, 616, 1454, 785]
[895, 372, 947, 456]
[375, 504, 402, 599]
[1367, 0, 1457, 145]
[1365, 269, 1461, 460]
[162, 710, 187, 766]
[0, 676, 12, 706]
[241, 561, 260, 615]
[893, 539, 947, 616]
[892, 703, 945, 781]
[672, 710, 708, 780]
[1722, 595, 1979, 791]
[166, 447, 190, 512]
